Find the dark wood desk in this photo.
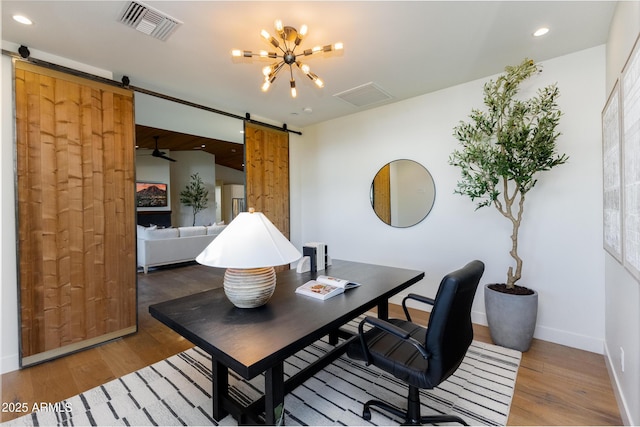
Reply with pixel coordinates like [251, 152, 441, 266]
[149, 259, 424, 424]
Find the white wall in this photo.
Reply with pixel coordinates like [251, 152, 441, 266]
[390, 160, 434, 227]
[135, 92, 244, 144]
[215, 164, 244, 186]
[170, 151, 217, 227]
[604, 2, 640, 425]
[1, 50, 19, 374]
[290, 46, 606, 354]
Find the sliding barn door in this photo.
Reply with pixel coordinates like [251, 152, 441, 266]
[14, 61, 137, 366]
[244, 123, 290, 268]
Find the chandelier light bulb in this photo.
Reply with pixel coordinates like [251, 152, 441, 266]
[299, 25, 308, 37]
[314, 78, 324, 88]
[231, 49, 242, 57]
[275, 20, 284, 33]
[334, 42, 344, 50]
[290, 80, 297, 98]
[261, 30, 279, 48]
[262, 80, 271, 92]
[262, 65, 272, 76]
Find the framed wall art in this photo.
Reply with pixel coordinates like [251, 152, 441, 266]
[602, 81, 623, 262]
[136, 181, 168, 208]
[621, 34, 640, 281]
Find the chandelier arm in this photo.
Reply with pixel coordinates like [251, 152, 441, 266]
[277, 44, 288, 56]
[260, 51, 282, 59]
[302, 48, 321, 57]
[290, 42, 300, 56]
[236, 51, 285, 59]
[269, 61, 286, 81]
[279, 31, 294, 55]
[282, 38, 291, 54]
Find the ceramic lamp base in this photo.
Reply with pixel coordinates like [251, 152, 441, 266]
[223, 267, 276, 308]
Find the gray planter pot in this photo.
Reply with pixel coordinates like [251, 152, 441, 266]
[484, 284, 538, 352]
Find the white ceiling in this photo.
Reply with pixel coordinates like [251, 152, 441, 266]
[1, 1, 616, 130]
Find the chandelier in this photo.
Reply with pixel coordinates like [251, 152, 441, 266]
[232, 20, 343, 98]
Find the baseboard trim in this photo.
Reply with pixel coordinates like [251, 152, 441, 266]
[604, 342, 634, 426]
[471, 310, 604, 354]
[0, 352, 20, 375]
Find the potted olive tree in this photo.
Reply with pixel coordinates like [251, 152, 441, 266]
[180, 172, 209, 226]
[449, 59, 568, 351]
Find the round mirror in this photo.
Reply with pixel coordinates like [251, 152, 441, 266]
[370, 159, 436, 227]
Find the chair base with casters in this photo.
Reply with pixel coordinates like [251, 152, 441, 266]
[347, 260, 484, 426]
[362, 385, 468, 425]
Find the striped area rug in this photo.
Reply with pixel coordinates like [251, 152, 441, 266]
[5, 317, 521, 426]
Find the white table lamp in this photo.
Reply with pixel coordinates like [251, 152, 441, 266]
[196, 208, 302, 308]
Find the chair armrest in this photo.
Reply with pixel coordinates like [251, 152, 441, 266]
[402, 293, 435, 322]
[364, 316, 410, 339]
[357, 316, 429, 365]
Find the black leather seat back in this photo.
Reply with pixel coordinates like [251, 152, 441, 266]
[423, 260, 484, 385]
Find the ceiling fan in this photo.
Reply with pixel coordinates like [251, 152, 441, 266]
[151, 136, 176, 162]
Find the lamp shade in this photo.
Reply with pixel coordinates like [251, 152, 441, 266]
[196, 210, 301, 268]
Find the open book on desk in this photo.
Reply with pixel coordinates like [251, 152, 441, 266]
[295, 275, 361, 300]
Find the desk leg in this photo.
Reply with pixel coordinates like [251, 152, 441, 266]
[212, 360, 229, 421]
[377, 300, 389, 320]
[328, 331, 339, 345]
[265, 362, 285, 425]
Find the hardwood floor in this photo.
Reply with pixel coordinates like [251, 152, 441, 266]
[1, 263, 622, 425]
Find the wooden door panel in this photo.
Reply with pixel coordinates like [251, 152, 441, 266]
[245, 123, 290, 270]
[15, 61, 136, 366]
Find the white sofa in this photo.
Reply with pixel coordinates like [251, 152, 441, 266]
[137, 224, 226, 273]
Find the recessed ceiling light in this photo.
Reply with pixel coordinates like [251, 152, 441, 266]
[13, 15, 33, 25]
[533, 27, 549, 37]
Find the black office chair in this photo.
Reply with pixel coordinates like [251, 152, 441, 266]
[347, 260, 484, 425]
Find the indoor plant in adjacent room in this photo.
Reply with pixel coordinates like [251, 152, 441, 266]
[180, 172, 209, 226]
[449, 58, 568, 351]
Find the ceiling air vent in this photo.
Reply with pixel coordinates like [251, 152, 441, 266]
[334, 82, 393, 108]
[118, 1, 182, 41]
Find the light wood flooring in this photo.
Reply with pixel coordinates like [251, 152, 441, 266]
[1, 263, 623, 425]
